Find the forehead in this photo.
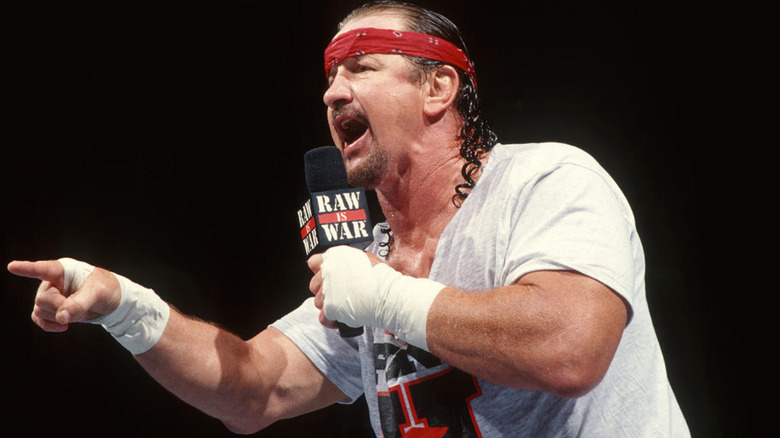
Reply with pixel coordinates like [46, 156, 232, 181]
[335, 11, 409, 39]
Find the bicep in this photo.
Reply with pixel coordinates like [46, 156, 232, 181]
[508, 270, 628, 396]
[516, 270, 629, 360]
[245, 327, 348, 422]
[426, 269, 628, 396]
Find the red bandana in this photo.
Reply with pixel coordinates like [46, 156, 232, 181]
[324, 27, 477, 89]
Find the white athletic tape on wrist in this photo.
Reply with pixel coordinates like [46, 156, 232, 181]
[92, 273, 170, 355]
[59, 258, 170, 355]
[321, 246, 443, 351]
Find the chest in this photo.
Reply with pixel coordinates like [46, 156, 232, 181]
[384, 241, 438, 279]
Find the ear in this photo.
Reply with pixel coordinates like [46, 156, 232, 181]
[423, 65, 459, 118]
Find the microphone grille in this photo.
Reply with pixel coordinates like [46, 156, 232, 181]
[304, 146, 348, 191]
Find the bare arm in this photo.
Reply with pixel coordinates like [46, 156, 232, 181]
[137, 311, 346, 434]
[309, 251, 628, 399]
[8, 259, 345, 434]
[135, 311, 345, 433]
[426, 270, 628, 398]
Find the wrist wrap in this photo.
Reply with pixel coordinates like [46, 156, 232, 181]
[321, 246, 443, 351]
[59, 258, 170, 355]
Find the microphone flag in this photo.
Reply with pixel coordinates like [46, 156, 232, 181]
[298, 146, 374, 255]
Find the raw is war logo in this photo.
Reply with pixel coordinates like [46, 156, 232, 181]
[374, 332, 484, 437]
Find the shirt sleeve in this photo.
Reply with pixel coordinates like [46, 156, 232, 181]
[502, 161, 639, 321]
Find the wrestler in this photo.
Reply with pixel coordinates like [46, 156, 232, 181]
[9, 2, 690, 436]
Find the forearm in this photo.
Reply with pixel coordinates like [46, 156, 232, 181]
[10, 257, 343, 433]
[133, 308, 261, 429]
[425, 272, 627, 398]
[134, 308, 344, 434]
[313, 248, 626, 398]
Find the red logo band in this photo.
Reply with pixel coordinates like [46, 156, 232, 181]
[317, 209, 368, 225]
[300, 216, 316, 239]
[324, 27, 477, 89]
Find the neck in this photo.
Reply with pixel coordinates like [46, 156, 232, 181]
[374, 141, 464, 277]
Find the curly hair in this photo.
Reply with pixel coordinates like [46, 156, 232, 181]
[339, 1, 498, 205]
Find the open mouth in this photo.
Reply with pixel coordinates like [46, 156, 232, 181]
[334, 114, 369, 148]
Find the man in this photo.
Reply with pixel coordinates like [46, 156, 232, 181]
[8, 1, 689, 436]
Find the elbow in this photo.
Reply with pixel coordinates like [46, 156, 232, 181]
[538, 324, 623, 398]
[223, 421, 267, 436]
[492, 354, 608, 399]
[223, 422, 257, 435]
[494, 343, 612, 398]
[543, 367, 604, 399]
[217, 388, 278, 435]
[538, 349, 614, 399]
[222, 413, 275, 435]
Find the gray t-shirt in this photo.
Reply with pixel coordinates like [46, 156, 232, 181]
[273, 143, 690, 437]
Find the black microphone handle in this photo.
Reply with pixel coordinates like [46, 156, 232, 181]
[304, 146, 365, 338]
[337, 322, 363, 337]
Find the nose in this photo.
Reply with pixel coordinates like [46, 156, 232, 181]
[323, 68, 352, 109]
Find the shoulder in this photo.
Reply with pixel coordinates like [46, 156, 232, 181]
[475, 142, 634, 227]
[477, 142, 607, 194]
[487, 142, 603, 175]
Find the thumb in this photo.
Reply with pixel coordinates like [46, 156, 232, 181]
[57, 267, 122, 324]
[58, 294, 92, 324]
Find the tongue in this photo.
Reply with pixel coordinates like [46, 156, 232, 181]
[344, 119, 368, 143]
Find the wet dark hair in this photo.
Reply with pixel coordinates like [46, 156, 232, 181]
[340, 1, 498, 205]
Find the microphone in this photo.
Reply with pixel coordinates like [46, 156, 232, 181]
[297, 146, 373, 337]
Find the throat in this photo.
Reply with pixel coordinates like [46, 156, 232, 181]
[385, 238, 439, 278]
[379, 200, 457, 279]
[373, 149, 466, 277]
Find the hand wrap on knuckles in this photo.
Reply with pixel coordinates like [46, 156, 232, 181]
[320, 246, 444, 351]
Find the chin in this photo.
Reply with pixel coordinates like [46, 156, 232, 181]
[346, 160, 383, 189]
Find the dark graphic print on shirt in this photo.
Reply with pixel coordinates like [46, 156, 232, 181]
[374, 331, 484, 438]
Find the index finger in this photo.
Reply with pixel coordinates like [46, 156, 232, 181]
[307, 254, 324, 273]
[7, 260, 64, 282]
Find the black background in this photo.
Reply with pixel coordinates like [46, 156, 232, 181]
[2, 1, 766, 436]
